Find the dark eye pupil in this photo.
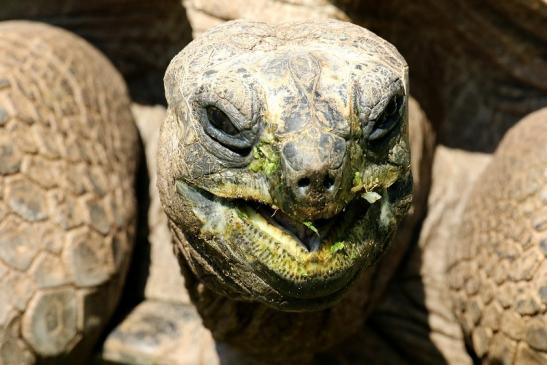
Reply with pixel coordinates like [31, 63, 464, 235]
[385, 96, 399, 116]
[368, 95, 403, 141]
[207, 106, 238, 135]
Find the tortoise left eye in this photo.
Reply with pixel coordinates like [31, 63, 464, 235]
[369, 95, 404, 141]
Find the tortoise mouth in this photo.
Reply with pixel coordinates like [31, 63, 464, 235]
[248, 200, 363, 252]
[176, 179, 368, 254]
[175, 179, 381, 306]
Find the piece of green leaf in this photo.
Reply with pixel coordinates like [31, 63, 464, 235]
[236, 209, 248, 220]
[353, 171, 362, 186]
[249, 142, 279, 175]
[330, 241, 346, 253]
[264, 162, 277, 175]
[303, 221, 319, 236]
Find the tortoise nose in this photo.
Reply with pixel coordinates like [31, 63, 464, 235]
[281, 134, 346, 205]
[296, 172, 336, 196]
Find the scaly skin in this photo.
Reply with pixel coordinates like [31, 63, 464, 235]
[0, 0, 192, 104]
[0, 21, 138, 364]
[157, 20, 411, 362]
[448, 109, 547, 364]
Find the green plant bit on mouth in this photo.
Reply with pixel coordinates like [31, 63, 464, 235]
[352, 171, 375, 194]
[352, 167, 398, 203]
[330, 241, 346, 253]
[249, 142, 280, 176]
[303, 221, 319, 236]
[353, 171, 362, 188]
[352, 172, 380, 202]
[236, 208, 249, 220]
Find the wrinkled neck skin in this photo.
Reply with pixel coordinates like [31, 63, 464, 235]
[167, 203, 409, 363]
[171, 220, 405, 364]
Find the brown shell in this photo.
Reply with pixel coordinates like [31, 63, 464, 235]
[0, 21, 138, 363]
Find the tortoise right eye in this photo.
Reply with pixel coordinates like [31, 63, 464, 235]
[206, 105, 239, 136]
[202, 105, 253, 157]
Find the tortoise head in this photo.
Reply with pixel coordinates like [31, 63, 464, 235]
[158, 20, 412, 311]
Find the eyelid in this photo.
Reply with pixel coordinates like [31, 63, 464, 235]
[206, 105, 239, 135]
[192, 86, 257, 130]
[189, 90, 260, 161]
[200, 104, 256, 144]
[368, 94, 404, 141]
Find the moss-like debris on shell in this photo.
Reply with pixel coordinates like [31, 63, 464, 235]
[249, 142, 280, 176]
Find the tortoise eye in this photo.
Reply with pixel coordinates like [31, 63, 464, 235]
[384, 96, 399, 116]
[369, 95, 404, 141]
[202, 105, 254, 157]
[206, 106, 238, 135]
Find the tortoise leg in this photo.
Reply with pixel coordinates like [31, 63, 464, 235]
[0, 21, 138, 364]
[98, 300, 218, 365]
[448, 108, 547, 365]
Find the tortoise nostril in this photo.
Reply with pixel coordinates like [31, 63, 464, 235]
[323, 175, 335, 190]
[298, 177, 311, 188]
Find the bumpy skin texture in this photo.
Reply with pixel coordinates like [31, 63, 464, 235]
[448, 109, 547, 364]
[326, 146, 491, 365]
[1, 0, 192, 103]
[0, 21, 138, 364]
[158, 20, 412, 362]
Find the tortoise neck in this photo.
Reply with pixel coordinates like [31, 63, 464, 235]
[180, 255, 374, 364]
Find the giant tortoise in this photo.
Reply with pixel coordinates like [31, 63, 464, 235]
[0, 1, 546, 365]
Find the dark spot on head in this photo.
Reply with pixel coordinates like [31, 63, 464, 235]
[284, 111, 307, 133]
[318, 134, 346, 169]
[203, 70, 217, 76]
[283, 143, 297, 161]
[319, 134, 331, 150]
